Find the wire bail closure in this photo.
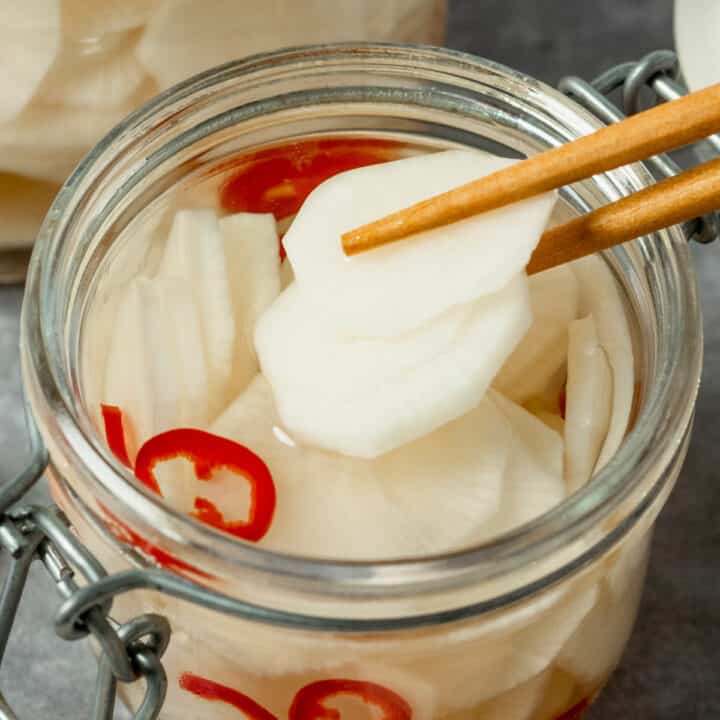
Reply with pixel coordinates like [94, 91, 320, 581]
[0, 49, 716, 719]
[560, 49, 720, 244]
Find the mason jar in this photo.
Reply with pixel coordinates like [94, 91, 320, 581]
[20, 44, 702, 720]
[0, 0, 447, 254]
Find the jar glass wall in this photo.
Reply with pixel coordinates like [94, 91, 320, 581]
[21, 45, 701, 719]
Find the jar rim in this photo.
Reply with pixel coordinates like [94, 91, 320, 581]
[21, 43, 702, 626]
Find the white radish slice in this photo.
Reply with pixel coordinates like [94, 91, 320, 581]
[674, 0, 720, 92]
[408, 584, 597, 711]
[371, 396, 510, 553]
[468, 669, 550, 720]
[565, 315, 612, 493]
[103, 279, 161, 459]
[151, 281, 212, 507]
[499, 445, 565, 529]
[557, 574, 644, 685]
[474, 393, 565, 540]
[40, 43, 148, 108]
[154, 454, 252, 524]
[0, 173, 58, 248]
[83, 264, 153, 425]
[259, 285, 470, 391]
[152, 457, 196, 514]
[0, 3, 61, 123]
[570, 256, 634, 469]
[255, 275, 531, 458]
[605, 525, 652, 602]
[494, 264, 579, 402]
[219, 213, 281, 396]
[564, 315, 613, 493]
[155, 569, 594, 701]
[103, 277, 209, 462]
[158, 209, 235, 418]
[282, 150, 556, 338]
[210, 375, 510, 558]
[163, 282, 211, 425]
[62, 0, 157, 37]
[496, 392, 564, 483]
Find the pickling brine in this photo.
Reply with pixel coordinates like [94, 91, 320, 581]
[68, 136, 642, 720]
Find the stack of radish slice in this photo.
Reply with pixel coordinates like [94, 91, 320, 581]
[98, 149, 635, 558]
[102, 208, 281, 462]
[258, 150, 555, 458]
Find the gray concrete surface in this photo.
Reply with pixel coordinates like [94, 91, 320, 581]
[0, 0, 717, 717]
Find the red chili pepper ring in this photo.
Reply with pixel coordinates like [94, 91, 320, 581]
[179, 673, 278, 720]
[290, 679, 413, 720]
[101, 404, 132, 468]
[135, 428, 276, 542]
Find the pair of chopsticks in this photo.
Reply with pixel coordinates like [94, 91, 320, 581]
[341, 82, 720, 274]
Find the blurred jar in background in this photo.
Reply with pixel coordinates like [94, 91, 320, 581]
[0, 0, 447, 250]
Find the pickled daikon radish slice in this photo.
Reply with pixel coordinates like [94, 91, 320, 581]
[571, 256, 634, 469]
[103, 277, 209, 461]
[494, 264, 579, 403]
[104, 206, 279, 460]
[471, 669, 551, 720]
[210, 376, 510, 558]
[409, 584, 596, 711]
[564, 315, 612, 492]
[557, 576, 643, 685]
[283, 150, 556, 338]
[219, 213, 281, 395]
[473, 393, 565, 541]
[158, 209, 235, 416]
[256, 276, 531, 458]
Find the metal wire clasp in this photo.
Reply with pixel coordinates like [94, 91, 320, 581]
[559, 49, 720, 245]
[0, 417, 169, 720]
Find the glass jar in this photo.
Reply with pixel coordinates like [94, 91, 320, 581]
[0, 0, 447, 253]
[20, 45, 701, 720]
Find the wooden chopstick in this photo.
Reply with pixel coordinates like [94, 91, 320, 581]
[342, 82, 720, 258]
[526, 156, 720, 274]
